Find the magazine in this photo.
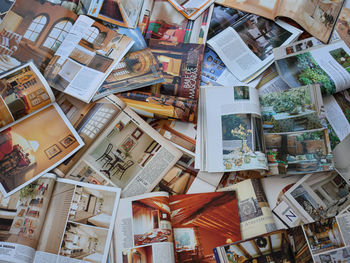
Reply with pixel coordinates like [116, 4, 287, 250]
[214, 212, 350, 263]
[216, 0, 345, 43]
[336, 0, 350, 47]
[93, 26, 164, 100]
[274, 38, 350, 96]
[114, 190, 240, 263]
[118, 40, 204, 122]
[0, 0, 78, 73]
[54, 94, 182, 198]
[0, 63, 83, 197]
[0, 174, 121, 263]
[44, 15, 134, 103]
[142, 0, 213, 44]
[207, 12, 302, 82]
[218, 178, 277, 240]
[274, 171, 350, 228]
[199, 84, 334, 175]
[81, 0, 144, 28]
[167, 0, 214, 20]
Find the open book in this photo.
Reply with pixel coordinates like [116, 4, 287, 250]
[53, 94, 182, 198]
[44, 15, 134, 103]
[114, 190, 240, 263]
[82, 0, 144, 28]
[214, 211, 350, 263]
[0, 62, 83, 197]
[199, 84, 334, 175]
[216, 0, 345, 43]
[0, 174, 121, 263]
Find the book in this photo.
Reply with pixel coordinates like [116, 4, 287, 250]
[53, 94, 182, 198]
[0, 174, 121, 263]
[0, 0, 78, 73]
[114, 190, 240, 262]
[0, 62, 83, 197]
[199, 84, 333, 175]
[44, 15, 134, 103]
[93, 26, 164, 100]
[82, 0, 144, 28]
[214, 211, 350, 263]
[207, 11, 302, 82]
[216, 0, 345, 43]
[167, 0, 215, 20]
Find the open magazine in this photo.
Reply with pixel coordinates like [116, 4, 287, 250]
[167, 0, 214, 20]
[199, 84, 334, 175]
[0, 62, 83, 197]
[114, 191, 240, 263]
[93, 26, 164, 100]
[216, 0, 345, 43]
[44, 15, 134, 103]
[214, 211, 350, 263]
[207, 11, 302, 82]
[0, 174, 121, 263]
[274, 38, 350, 96]
[53, 94, 182, 198]
[82, 0, 144, 28]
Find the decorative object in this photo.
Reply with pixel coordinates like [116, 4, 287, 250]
[121, 137, 136, 152]
[115, 122, 124, 131]
[60, 135, 76, 148]
[131, 128, 143, 140]
[44, 144, 62, 159]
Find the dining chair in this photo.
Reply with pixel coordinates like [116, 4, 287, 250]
[95, 143, 114, 168]
[113, 160, 134, 180]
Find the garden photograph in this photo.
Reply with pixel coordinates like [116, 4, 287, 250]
[330, 48, 350, 73]
[276, 52, 336, 95]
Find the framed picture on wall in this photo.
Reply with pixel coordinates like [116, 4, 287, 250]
[131, 128, 143, 140]
[145, 141, 159, 153]
[121, 137, 136, 152]
[60, 135, 76, 148]
[45, 144, 62, 159]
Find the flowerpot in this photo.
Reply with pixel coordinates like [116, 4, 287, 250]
[269, 163, 279, 175]
[267, 154, 276, 163]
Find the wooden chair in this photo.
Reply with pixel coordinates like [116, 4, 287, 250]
[112, 160, 134, 180]
[95, 143, 113, 168]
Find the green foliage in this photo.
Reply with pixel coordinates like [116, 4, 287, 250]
[296, 130, 324, 141]
[296, 53, 336, 96]
[19, 182, 38, 200]
[222, 114, 246, 140]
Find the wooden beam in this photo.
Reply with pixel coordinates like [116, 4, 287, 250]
[236, 244, 252, 259]
[252, 240, 262, 256]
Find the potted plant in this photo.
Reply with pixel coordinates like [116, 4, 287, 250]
[267, 149, 278, 163]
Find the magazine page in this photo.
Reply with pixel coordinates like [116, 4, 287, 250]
[86, 0, 144, 28]
[201, 46, 261, 87]
[275, 39, 350, 96]
[186, 171, 224, 193]
[54, 94, 126, 181]
[0, 62, 55, 132]
[0, 174, 56, 263]
[144, 0, 211, 44]
[215, 0, 278, 20]
[44, 15, 134, 103]
[167, 0, 214, 20]
[324, 89, 350, 142]
[0, 103, 84, 198]
[169, 191, 241, 262]
[138, 0, 156, 35]
[277, 0, 344, 43]
[114, 192, 175, 263]
[334, 132, 350, 181]
[33, 178, 120, 263]
[218, 179, 277, 240]
[336, 0, 350, 47]
[93, 26, 164, 101]
[213, 229, 297, 263]
[66, 95, 182, 197]
[281, 171, 350, 225]
[256, 64, 291, 95]
[207, 14, 302, 82]
[262, 174, 304, 229]
[260, 84, 333, 175]
[201, 86, 267, 173]
[0, 0, 78, 73]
